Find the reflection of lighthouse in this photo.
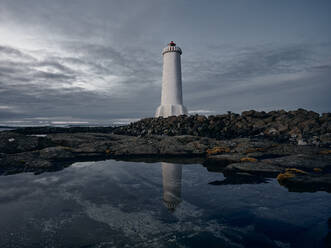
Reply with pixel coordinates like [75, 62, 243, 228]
[162, 163, 182, 211]
[155, 41, 188, 117]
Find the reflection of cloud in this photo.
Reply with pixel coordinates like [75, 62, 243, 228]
[33, 176, 59, 185]
[0, 159, 330, 247]
[72, 192, 245, 248]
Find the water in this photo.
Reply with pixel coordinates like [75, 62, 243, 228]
[0, 118, 140, 130]
[0, 160, 330, 248]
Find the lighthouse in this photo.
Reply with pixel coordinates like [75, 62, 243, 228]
[155, 41, 188, 117]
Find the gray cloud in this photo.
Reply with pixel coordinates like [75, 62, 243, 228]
[183, 42, 331, 112]
[0, 0, 330, 124]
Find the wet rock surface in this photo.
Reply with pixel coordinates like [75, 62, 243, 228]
[277, 169, 331, 193]
[1, 108, 331, 192]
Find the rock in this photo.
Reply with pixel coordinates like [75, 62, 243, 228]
[297, 139, 308, 146]
[39, 146, 75, 160]
[111, 109, 330, 146]
[207, 154, 245, 163]
[240, 157, 258, 162]
[277, 168, 308, 184]
[320, 133, 331, 147]
[263, 154, 331, 171]
[277, 170, 331, 193]
[242, 110, 270, 118]
[224, 162, 284, 177]
[206, 146, 231, 155]
[203, 154, 246, 170]
[0, 132, 54, 154]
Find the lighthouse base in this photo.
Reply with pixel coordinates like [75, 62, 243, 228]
[155, 104, 188, 118]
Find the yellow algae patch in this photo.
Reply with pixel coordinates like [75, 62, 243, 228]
[285, 168, 307, 174]
[277, 172, 295, 184]
[240, 157, 258, 163]
[245, 147, 265, 153]
[319, 150, 331, 155]
[206, 146, 230, 155]
[313, 168, 322, 172]
[277, 168, 308, 185]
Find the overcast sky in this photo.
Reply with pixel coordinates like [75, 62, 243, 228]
[0, 0, 330, 124]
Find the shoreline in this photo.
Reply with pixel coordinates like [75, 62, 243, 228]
[1, 109, 330, 193]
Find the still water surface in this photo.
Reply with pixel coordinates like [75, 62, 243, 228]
[0, 160, 330, 248]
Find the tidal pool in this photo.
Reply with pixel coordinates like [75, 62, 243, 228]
[0, 160, 330, 248]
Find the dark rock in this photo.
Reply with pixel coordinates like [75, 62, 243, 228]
[39, 146, 75, 160]
[206, 154, 245, 164]
[0, 132, 54, 154]
[278, 173, 331, 193]
[112, 109, 330, 146]
[224, 162, 284, 177]
[263, 154, 331, 172]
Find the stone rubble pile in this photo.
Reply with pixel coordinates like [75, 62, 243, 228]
[114, 109, 331, 146]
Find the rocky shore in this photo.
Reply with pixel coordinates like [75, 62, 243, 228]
[1, 109, 330, 193]
[114, 108, 331, 146]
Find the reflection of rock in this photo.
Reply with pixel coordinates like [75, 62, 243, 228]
[209, 172, 268, 185]
[162, 163, 182, 211]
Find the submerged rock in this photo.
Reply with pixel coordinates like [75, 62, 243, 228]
[277, 170, 331, 193]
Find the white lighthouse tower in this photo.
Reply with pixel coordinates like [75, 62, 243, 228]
[155, 41, 188, 117]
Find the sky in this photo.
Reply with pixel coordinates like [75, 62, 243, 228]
[0, 0, 330, 125]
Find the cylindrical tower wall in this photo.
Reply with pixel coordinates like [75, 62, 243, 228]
[161, 52, 183, 105]
[155, 41, 188, 118]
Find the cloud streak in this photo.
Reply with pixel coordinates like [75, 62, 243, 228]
[0, 0, 330, 123]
